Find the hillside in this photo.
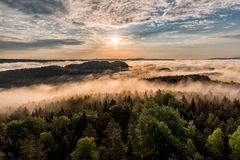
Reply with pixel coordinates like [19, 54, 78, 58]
[145, 74, 211, 84]
[0, 61, 128, 88]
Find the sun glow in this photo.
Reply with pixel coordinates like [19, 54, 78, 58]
[109, 37, 121, 46]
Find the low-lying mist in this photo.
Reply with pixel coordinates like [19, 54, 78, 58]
[0, 60, 84, 71]
[0, 60, 239, 112]
[126, 60, 240, 83]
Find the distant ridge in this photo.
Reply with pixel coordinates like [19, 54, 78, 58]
[126, 58, 175, 61]
[0, 58, 176, 63]
[145, 74, 211, 84]
[209, 57, 240, 60]
[0, 59, 86, 63]
[145, 74, 240, 86]
[0, 61, 128, 88]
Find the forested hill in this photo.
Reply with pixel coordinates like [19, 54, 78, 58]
[0, 91, 240, 160]
[209, 57, 240, 60]
[145, 74, 211, 83]
[0, 61, 128, 88]
[145, 74, 240, 87]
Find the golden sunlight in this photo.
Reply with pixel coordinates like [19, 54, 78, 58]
[109, 37, 121, 46]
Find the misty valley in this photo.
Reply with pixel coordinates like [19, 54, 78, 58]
[1, 0, 240, 159]
[0, 59, 239, 160]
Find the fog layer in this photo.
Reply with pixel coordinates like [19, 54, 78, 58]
[0, 60, 239, 110]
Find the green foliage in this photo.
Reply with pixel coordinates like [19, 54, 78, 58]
[40, 132, 54, 159]
[19, 136, 46, 160]
[187, 121, 198, 138]
[51, 116, 70, 137]
[205, 128, 224, 159]
[154, 92, 175, 106]
[70, 137, 99, 160]
[83, 124, 97, 138]
[40, 132, 54, 146]
[185, 139, 196, 159]
[206, 113, 215, 128]
[229, 126, 240, 160]
[22, 117, 45, 136]
[0, 92, 240, 159]
[146, 105, 187, 137]
[109, 103, 131, 130]
[104, 121, 127, 160]
[108, 127, 127, 160]
[6, 120, 24, 140]
[0, 123, 6, 137]
[193, 152, 204, 160]
[0, 151, 4, 160]
[129, 114, 183, 159]
[6, 117, 45, 141]
[72, 112, 87, 137]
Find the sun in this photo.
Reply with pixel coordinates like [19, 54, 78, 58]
[109, 37, 121, 46]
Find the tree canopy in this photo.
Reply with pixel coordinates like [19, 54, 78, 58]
[0, 91, 239, 159]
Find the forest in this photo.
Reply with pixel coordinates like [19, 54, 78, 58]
[0, 90, 240, 160]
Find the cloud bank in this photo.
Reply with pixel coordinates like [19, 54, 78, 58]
[0, 39, 83, 50]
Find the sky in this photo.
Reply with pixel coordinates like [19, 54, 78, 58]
[0, 0, 240, 59]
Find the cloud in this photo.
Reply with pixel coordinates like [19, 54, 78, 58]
[1, 0, 69, 15]
[1, 0, 240, 31]
[0, 39, 84, 50]
[221, 34, 240, 40]
[66, 0, 240, 26]
[0, 35, 22, 41]
[0, 0, 240, 57]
